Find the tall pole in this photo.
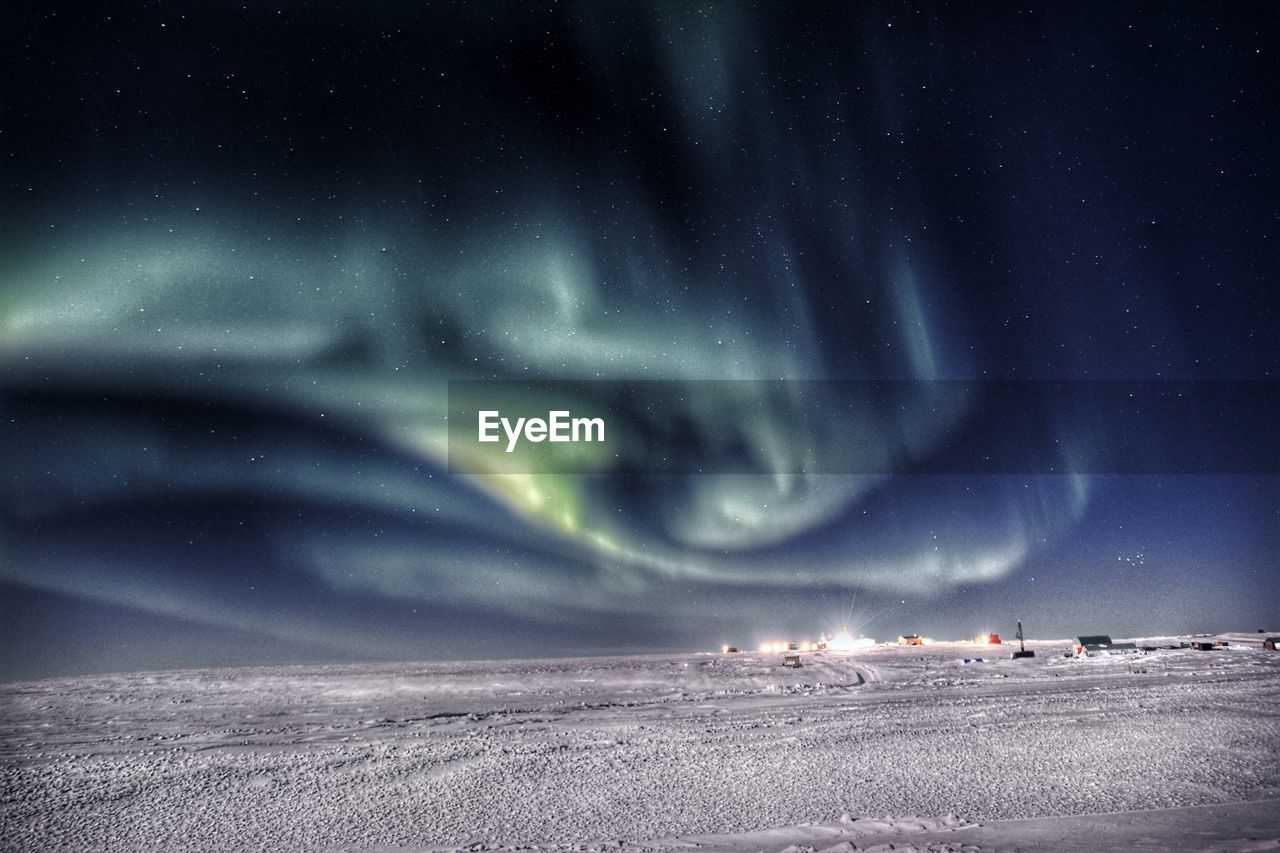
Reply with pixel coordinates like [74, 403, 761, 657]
[1017, 620, 1026, 653]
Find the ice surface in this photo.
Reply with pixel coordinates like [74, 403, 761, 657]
[2, 634, 1279, 850]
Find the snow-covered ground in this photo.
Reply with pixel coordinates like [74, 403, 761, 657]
[2, 633, 1279, 851]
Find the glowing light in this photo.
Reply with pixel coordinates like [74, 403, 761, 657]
[827, 629, 875, 651]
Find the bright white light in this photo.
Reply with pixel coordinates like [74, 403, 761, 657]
[827, 630, 875, 651]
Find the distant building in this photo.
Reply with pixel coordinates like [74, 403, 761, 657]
[1074, 635, 1139, 657]
[898, 635, 924, 645]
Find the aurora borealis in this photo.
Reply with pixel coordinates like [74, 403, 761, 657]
[2, 2, 1276, 678]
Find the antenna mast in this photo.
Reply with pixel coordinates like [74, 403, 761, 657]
[1013, 620, 1035, 659]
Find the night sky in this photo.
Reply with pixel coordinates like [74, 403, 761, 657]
[2, 2, 1276, 680]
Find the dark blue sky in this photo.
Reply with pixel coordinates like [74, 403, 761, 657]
[1, 2, 1276, 679]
